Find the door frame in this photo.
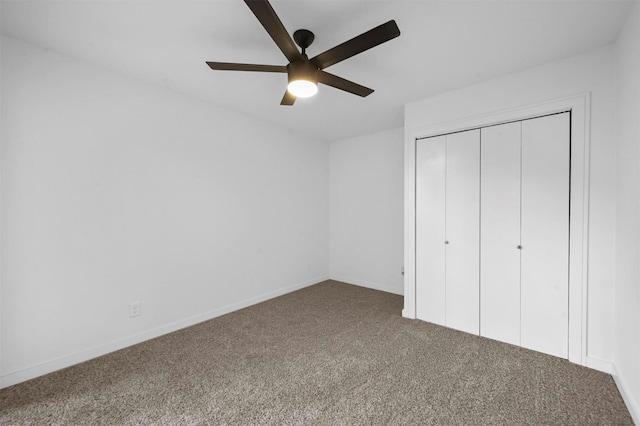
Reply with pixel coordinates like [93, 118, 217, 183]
[403, 93, 590, 366]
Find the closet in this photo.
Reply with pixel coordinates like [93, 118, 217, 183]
[415, 112, 570, 359]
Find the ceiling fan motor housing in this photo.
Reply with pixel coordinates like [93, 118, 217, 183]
[287, 60, 318, 85]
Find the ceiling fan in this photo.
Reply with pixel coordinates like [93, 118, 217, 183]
[206, 0, 400, 105]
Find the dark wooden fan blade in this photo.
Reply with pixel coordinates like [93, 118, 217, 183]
[317, 71, 374, 97]
[280, 90, 296, 105]
[244, 0, 302, 63]
[206, 62, 287, 73]
[310, 20, 400, 70]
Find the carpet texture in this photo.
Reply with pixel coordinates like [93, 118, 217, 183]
[0, 280, 633, 425]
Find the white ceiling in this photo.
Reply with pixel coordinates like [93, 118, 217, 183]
[0, 0, 634, 141]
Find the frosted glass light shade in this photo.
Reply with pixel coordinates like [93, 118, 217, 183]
[287, 79, 318, 98]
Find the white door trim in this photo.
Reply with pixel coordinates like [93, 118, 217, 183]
[403, 93, 590, 365]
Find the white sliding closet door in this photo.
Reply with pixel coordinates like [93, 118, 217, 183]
[480, 122, 522, 346]
[445, 130, 480, 334]
[416, 136, 446, 325]
[520, 113, 570, 358]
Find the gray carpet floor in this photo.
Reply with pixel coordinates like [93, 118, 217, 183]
[0, 280, 633, 425]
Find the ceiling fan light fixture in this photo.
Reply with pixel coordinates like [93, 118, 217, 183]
[287, 79, 318, 98]
[286, 60, 319, 98]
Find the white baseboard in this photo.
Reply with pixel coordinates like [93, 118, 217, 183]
[585, 356, 614, 374]
[612, 363, 640, 425]
[402, 308, 416, 319]
[329, 275, 404, 296]
[0, 275, 329, 389]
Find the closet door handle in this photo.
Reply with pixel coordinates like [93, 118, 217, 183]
[517, 245, 522, 250]
[444, 241, 449, 245]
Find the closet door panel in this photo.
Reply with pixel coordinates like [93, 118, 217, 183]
[416, 136, 446, 325]
[445, 130, 480, 334]
[480, 122, 522, 346]
[521, 113, 570, 358]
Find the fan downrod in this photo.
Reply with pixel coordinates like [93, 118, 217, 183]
[293, 29, 315, 54]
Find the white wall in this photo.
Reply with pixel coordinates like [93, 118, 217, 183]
[329, 127, 404, 295]
[0, 36, 329, 387]
[405, 46, 617, 368]
[614, 1, 640, 422]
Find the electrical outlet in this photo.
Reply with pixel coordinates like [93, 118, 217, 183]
[129, 301, 141, 318]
